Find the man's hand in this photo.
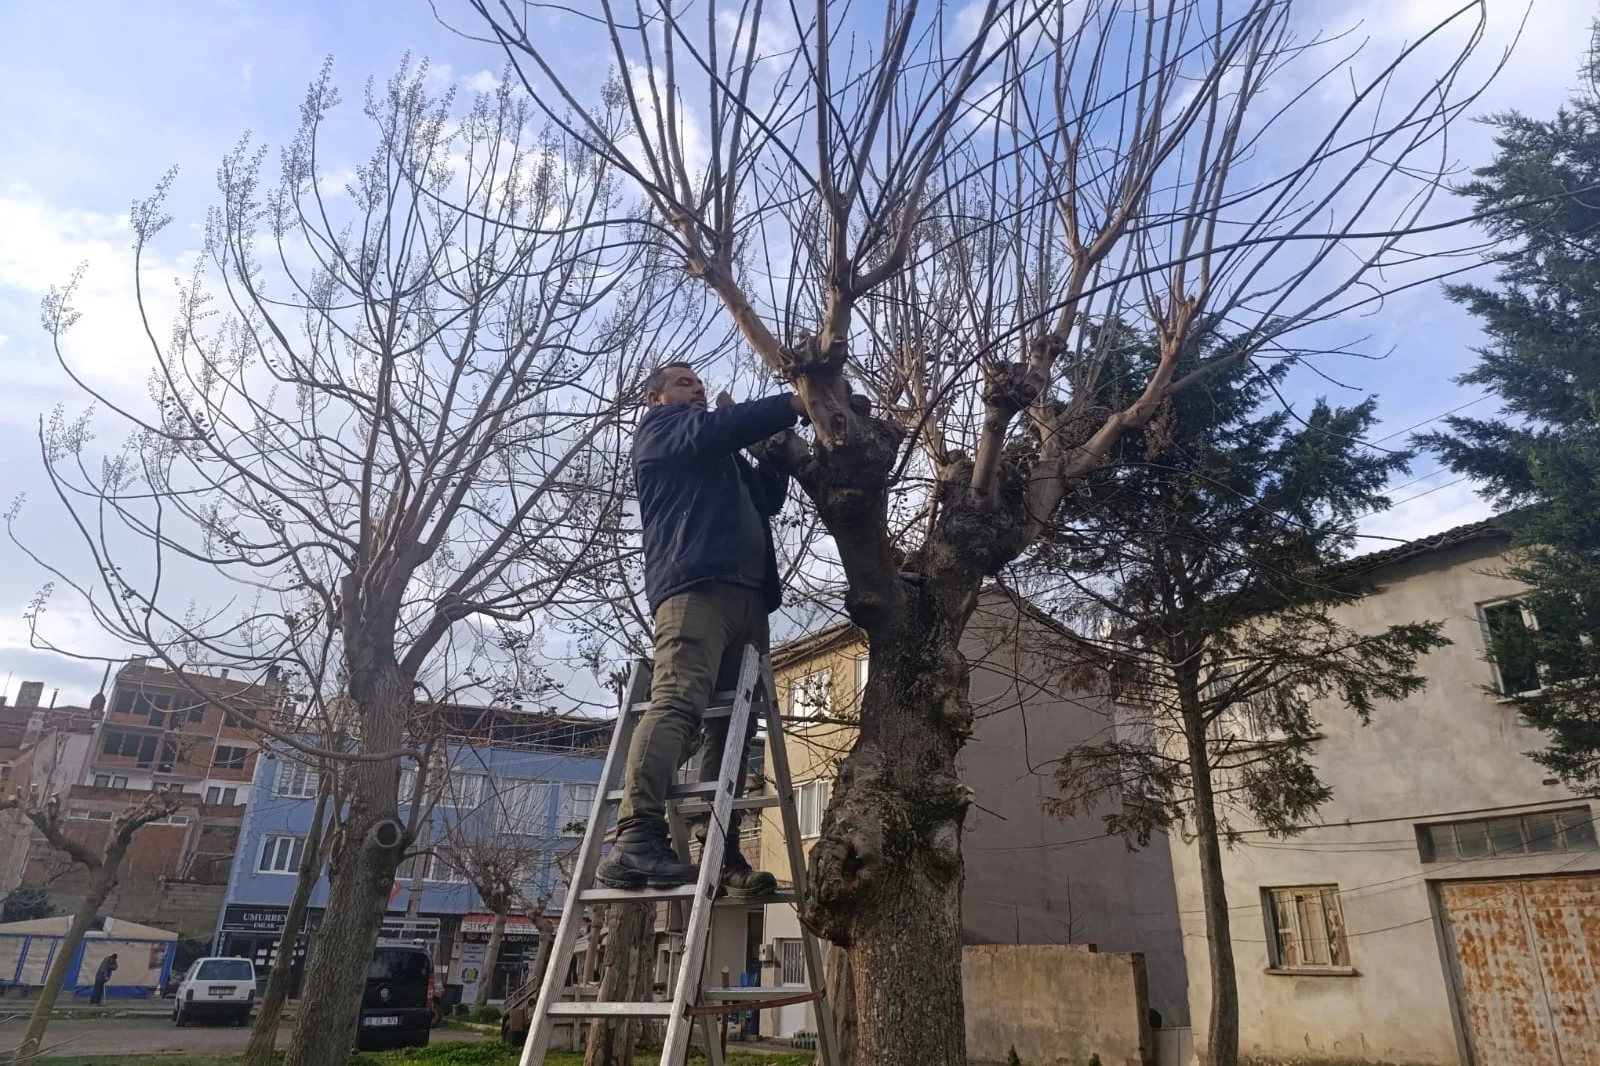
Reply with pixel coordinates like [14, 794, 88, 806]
[716, 390, 736, 409]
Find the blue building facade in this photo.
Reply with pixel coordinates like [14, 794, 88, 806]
[215, 711, 607, 999]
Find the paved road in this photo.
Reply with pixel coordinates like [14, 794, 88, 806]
[0, 1016, 490, 1057]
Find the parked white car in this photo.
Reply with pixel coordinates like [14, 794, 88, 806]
[172, 957, 256, 1026]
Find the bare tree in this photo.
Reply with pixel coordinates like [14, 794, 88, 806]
[440, 827, 561, 1010]
[244, 762, 334, 1066]
[457, 2, 1496, 1062]
[10, 59, 715, 1066]
[0, 790, 188, 1066]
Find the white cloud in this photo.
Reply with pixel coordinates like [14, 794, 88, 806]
[465, 69, 501, 94]
[0, 189, 193, 427]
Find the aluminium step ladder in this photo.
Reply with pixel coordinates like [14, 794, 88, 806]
[517, 645, 839, 1066]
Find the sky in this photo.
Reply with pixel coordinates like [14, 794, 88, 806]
[0, 0, 1594, 707]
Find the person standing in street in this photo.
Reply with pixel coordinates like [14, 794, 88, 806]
[597, 362, 804, 895]
[90, 952, 118, 1005]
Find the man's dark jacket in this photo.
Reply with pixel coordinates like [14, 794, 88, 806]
[633, 395, 798, 613]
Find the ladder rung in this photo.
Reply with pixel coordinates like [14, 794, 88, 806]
[547, 1001, 675, 1018]
[579, 885, 798, 905]
[675, 794, 781, 817]
[604, 780, 719, 803]
[580, 884, 706, 904]
[697, 986, 803, 1001]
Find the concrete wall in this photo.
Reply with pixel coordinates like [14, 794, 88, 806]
[1170, 538, 1600, 1065]
[38, 880, 226, 941]
[963, 944, 1151, 1066]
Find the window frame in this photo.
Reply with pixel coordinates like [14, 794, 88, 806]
[1264, 884, 1351, 974]
[795, 778, 832, 839]
[1417, 806, 1596, 862]
[212, 745, 250, 771]
[558, 782, 597, 837]
[258, 834, 306, 874]
[275, 761, 320, 799]
[1478, 598, 1544, 696]
[788, 669, 833, 722]
[92, 773, 129, 790]
[776, 939, 806, 985]
[205, 785, 240, 806]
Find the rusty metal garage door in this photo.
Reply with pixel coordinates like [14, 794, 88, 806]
[1440, 876, 1600, 1066]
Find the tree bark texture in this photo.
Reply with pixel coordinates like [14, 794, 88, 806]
[803, 628, 974, 1066]
[246, 782, 330, 1066]
[1185, 707, 1239, 1066]
[583, 902, 653, 1066]
[16, 866, 118, 1064]
[286, 664, 409, 1066]
[473, 910, 508, 1010]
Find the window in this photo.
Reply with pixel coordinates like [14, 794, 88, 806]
[113, 690, 135, 715]
[92, 774, 129, 790]
[399, 759, 482, 806]
[497, 780, 553, 833]
[788, 670, 832, 721]
[795, 779, 831, 838]
[1206, 660, 1291, 744]
[855, 657, 869, 696]
[258, 834, 305, 873]
[135, 734, 159, 767]
[1481, 600, 1544, 695]
[205, 786, 240, 806]
[776, 939, 806, 985]
[186, 704, 205, 723]
[196, 960, 254, 981]
[1266, 885, 1350, 971]
[1420, 807, 1596, 862]
[425, 849, 470, 884]
[213, 745, 250, 770]
[102, 729, 147, 759]
[68, 807, 113, 821]
[441, 772, 486, 809]
[558, 783, 597, 836]
[275, 762, 320, 799]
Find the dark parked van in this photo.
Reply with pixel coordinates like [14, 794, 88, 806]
[356, 945, 434, 1050]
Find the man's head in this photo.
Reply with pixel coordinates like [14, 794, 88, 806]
[646, 362, 706, 409]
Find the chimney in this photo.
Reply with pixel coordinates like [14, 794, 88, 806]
[0, 695, 7, 707]
[16, 682, 44, 710]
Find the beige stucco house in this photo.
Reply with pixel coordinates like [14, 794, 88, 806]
[750, 587, 1188, 1039]
[1166, 519, 1600, 1065]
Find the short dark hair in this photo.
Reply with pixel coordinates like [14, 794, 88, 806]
[646, 361, 695, 396]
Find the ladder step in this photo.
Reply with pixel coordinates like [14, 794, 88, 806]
[675, 794, 782, 817]
[579, 885, 798, 905]
[547, 1001, 675, 1018]
[698, 986, 805, 1001]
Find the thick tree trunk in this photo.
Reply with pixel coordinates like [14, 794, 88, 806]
[17, 866, 118, 1064]
[583, 902, 652, 1066]
[286, 664, 409, 1066]
[473, 911, 508, 1010]
[1185, 710, 1238, 1066]
[246, 782, 330, 1066]
[804, 631, 972, 1066]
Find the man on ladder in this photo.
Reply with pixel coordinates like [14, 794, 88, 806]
[596, 361, 806, 897]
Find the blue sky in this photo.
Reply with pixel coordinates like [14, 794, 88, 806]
[0, 0, 1593, 705]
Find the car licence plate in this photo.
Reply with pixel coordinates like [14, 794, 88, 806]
[208, 986, 237, 997]
[363, 1016, 401, 1027]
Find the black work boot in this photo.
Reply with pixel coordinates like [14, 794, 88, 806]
[596, 824, 698, 890]
[695, 816, 778, 899]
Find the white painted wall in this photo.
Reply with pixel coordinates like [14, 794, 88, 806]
[1169, 537, 1600, 1065]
